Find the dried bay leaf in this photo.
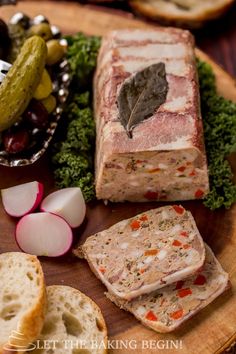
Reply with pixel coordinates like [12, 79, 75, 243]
[117, 62, 168, 138]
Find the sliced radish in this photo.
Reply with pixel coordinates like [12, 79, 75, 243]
[41, 187, 86, 228]
[15, 212, 73, 257]
[1, 181, 44, 217]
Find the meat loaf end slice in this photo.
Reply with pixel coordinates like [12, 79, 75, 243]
[106, 244, 230, 333]
[81, 205, 205, 300]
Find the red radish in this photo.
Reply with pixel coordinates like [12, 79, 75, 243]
[1, 181, 44, 217]
[41, 187, 86, 228]
[15, 212, 73, 257]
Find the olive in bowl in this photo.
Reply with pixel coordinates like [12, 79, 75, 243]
[0, 19, 11, 59]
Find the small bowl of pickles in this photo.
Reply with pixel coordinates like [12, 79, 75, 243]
[0, 13, 71, 166]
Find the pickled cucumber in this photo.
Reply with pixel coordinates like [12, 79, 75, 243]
[0, 35, 47, 132]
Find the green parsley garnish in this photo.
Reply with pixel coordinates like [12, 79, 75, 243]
[65, 32, 101, 89]
[51, 34, 101, 202]
[197, 59, 236, 209]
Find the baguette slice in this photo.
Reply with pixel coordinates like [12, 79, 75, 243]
[129, 0, 235, 28]
[0, 252, 46, 354]
[106, 245, 230, 333]
[31, 286, 107, 354]
[79, 205, 205, 300]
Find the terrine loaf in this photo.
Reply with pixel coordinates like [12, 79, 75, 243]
[80, 205, 205, 300]
[94, 28, 209, 202]
[106, 245, 230, 333]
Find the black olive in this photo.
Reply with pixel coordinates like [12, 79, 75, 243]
[3, 128, 30, 154]
[24, 99, 49, 129]
[9, 12, 30, 29]
[31, 15, 49, 26]
[0, 19, 10, 59]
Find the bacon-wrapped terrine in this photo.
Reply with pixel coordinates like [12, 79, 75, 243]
[106, 245, 229, 333]
[80, 205, 205, 300]
[94, 28, 209, 202]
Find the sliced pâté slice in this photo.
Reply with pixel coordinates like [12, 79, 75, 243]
[106, 244, 230, 333]
[80, 205, 205, 300]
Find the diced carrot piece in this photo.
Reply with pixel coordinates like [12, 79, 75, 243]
[180, 231, 188, 237]
[148, 168, 161, 173]
[194, 274, 207, 285]
[146, 310, 158, 321]
[144, 191, 158, 200]
[172, 240, 182, 247]
[177, 166, 186, 172]
[173, 205, 185, 214]
[140, 268, 146, 274]
[175, 280, 185, 290]
[144, 249, 159, 256]
[99, 267, 106, 274]
[178, 288, 192, 298]
[170, 309, 184, 320]
[183, 244, 191, 249]
[189, 170, 196, 176]
[195, 189, 204, 198]
[130, 219, 141, 230]
[140, 215, 148, 222]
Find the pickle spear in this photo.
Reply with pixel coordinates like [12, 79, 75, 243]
[0, 35, 47, 132]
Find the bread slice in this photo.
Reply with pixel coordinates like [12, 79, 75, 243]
[31, 286, 107, 354]
[129, 0, 235, 28]
[0, 252, 46, 354]
[106, 244, 230, 333]
[78, 205, 205, 300]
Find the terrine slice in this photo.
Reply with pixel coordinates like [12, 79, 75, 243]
[94, 28, 209, 202]
[80, 205, 205, 300]
[106, 245, 230, 333]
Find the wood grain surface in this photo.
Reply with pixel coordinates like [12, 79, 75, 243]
[1, 2, 236, 353]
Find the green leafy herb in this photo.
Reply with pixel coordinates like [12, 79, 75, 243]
[65, 32, 101, 89]
[52, 92, 96, 202]
[117, 62, 168, 138]
[197, 59, 236, 210]
[51, 34, 100, 202]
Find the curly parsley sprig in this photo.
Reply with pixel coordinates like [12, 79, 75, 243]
[197, 59, 236, 209]
[51, 34, 100, 202]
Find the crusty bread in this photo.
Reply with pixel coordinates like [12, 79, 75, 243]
[31, 286, 107, 354]
[129, 0, 235, 28]
[0, 252, 46, 354]
[106, 245, 230, 333]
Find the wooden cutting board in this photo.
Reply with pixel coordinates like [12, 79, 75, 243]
[1, 2, 236, 353]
